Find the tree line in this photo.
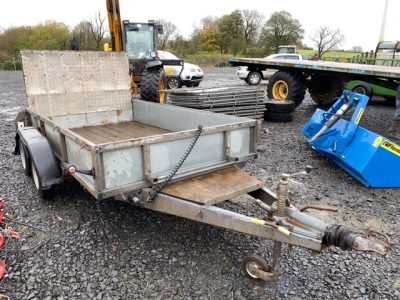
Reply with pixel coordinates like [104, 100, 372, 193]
[0, 9, 356, 70]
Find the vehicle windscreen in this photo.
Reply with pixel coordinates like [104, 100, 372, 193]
[125, 23, 154, 59]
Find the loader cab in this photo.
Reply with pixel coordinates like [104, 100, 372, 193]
[122, 20, 163, 77]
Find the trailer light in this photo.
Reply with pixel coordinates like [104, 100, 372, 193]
[68, 166, 76, 174]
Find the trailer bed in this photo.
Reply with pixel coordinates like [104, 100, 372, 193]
[70, 120, 172, 144]
[19, 50, 261, 201]
[229, 57, 400, 79]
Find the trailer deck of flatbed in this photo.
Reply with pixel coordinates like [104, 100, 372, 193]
[229, 57, 400, 106]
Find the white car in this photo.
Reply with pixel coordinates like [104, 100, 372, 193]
[237, 53, 308, 85]
[157, 50, 204, 89]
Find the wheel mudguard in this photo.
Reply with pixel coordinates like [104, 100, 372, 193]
[146, 60, 163, 69]
[16, 127, 60, 187]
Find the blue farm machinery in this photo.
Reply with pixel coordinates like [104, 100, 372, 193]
[302, 90, 400, 188]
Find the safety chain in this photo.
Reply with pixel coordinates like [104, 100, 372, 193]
[146, 125, 203, 202]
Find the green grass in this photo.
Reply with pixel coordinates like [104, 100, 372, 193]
[299, 49, 361, 59]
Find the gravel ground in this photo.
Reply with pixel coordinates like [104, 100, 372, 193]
[0, 68, 399, 300]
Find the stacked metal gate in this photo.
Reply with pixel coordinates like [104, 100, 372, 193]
[167, 86, 267, 119]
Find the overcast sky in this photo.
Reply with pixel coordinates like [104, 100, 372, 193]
[1, 0, 397, 52]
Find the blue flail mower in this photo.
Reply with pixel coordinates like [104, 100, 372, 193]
[302, 90, 400, 188]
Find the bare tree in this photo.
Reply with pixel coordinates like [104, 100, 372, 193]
[241, 10, 264, 47]
[351, 45, 363, 52]
[86, 10, 108, 50]
[157, 19, 179, 50]
[310, 26, 346, 57]
[259, 11, 304, 52]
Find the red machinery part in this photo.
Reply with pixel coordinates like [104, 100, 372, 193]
[0, 213, 3, 223]
[0, 260, 6, 279]
[0, 235, 3, 248]
[0, 199, 4, 210]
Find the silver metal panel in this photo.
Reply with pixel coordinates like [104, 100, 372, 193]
[44, 123, 61, 157]
[21, 50, 131, 117]
[50, 109, 133, 129]
[132, 99, 252, 130]
[102, 146, 144, 188]
[150, 133, 224, 176]
[65, 136, 94, 185]
[230, 128, 250, 157]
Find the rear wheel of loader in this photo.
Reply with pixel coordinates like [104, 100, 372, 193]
[308, 75, 344, 106]
[140, 67, 167, 103]
[267, 71, 306, 107]
[242, 254, 272, 280]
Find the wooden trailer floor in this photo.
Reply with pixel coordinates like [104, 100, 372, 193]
[70, 120, 172, 144]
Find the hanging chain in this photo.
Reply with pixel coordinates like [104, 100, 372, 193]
[145, 125, 203, 202]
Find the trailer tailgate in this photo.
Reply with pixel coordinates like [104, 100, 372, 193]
[160, 165, 264, 206]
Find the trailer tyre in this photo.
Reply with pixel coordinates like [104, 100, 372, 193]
[309, 75, 344, 106]
[19, 140, 32, 176]
[31, 160, 53, 199]
[247, 71, 262, 85]
[352, 83, 373, 100]
[242, 254, 272, 280]
[140, 67, 167, 103]
[267, 71, 306, 107]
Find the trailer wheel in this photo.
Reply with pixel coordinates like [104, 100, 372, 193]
[242, 254, 272, 280]
[31, 160, 53, 199]
[247, 71, 262, 85]
[352, 83, 373, 100]
[19, 140, 32, 176]
[140, 67, 167, 103]
[267, 71, 306, 107]
[265, 100, 295, 113]
[308, 75, 344, 106]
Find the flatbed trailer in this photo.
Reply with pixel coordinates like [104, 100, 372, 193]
[229, 57, 400, 106]
[13, 50, 391, 282]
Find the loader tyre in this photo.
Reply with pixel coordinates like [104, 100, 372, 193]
[308, 75, 344, 106]
[265, 99, 295, 113]
[267, 71, 306, 107]
[352, 82, 373, 100]
[140, 67, 167, 103]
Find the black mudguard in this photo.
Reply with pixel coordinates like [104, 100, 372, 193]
[15, 127, 61, 187]
[146, 60, 163, 69]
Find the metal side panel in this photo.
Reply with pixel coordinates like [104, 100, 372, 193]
[20, 50, 132, 117]
[150, 133, 224, 177]
[160, 165, 265, 206]
[132, 99, 256, 131]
